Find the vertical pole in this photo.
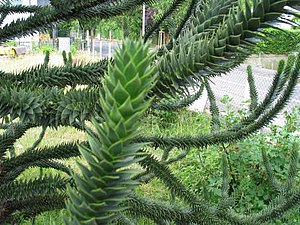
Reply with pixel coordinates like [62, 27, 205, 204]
[272, 62, 274, 70]
[158, 31, 163, 47]
[99, 34, 103, 59]
[92, 38, 95, 57]
[142, 3, 146, 37]
[86, 30, 90, 52]
[52, 26, 57, 49]
[97, 33, 101, 59]
[109, 31, 112, 58]
[81, 29, 85, 51]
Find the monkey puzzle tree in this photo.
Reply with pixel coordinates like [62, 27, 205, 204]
[0, 0, 300, 224]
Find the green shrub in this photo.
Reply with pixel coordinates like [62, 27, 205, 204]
[4, 40, 17, 47]
[32, 43, 56, 54]
[253, 28, 300, 55]
[173, 98, 300, 216]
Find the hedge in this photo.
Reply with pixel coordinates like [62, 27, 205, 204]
[253, 28, 300, 55]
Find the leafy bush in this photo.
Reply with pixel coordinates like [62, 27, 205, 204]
[3, 40, 17, 47]
[174, 100, 300, 221]
[253, 28, 300, 55]
[70, 39, 81, 54]
[32, 43, 56, 54]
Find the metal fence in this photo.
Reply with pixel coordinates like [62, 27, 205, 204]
[87, 39, 120, 59]
[190, 64, 300, 126]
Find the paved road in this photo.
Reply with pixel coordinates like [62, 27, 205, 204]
[190, 64, 300, 126]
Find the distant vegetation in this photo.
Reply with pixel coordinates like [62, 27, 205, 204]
[254, 28, 300, 55]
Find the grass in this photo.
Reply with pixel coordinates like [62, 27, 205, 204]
[8, 107, 209, 225]
[7, 107, 210, 225]
[14, 126, 85, 179]
[2, 125, 85, 225]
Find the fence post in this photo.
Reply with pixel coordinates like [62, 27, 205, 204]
[98, 33, 102, 59]
[86, 30, 90, 52]
[158, 31, 163, 47]
[142, 3, 146, 37]
[92, 37, 95, 57]
[109, 31, 112, 58]
[81, 36, 84, 51]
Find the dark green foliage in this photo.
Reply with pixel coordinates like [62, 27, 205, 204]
[62, 50, 73, 66]
[144, 0, 186, 40]
[44, 51, 50, 67]
[0, 0, 300, 224]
